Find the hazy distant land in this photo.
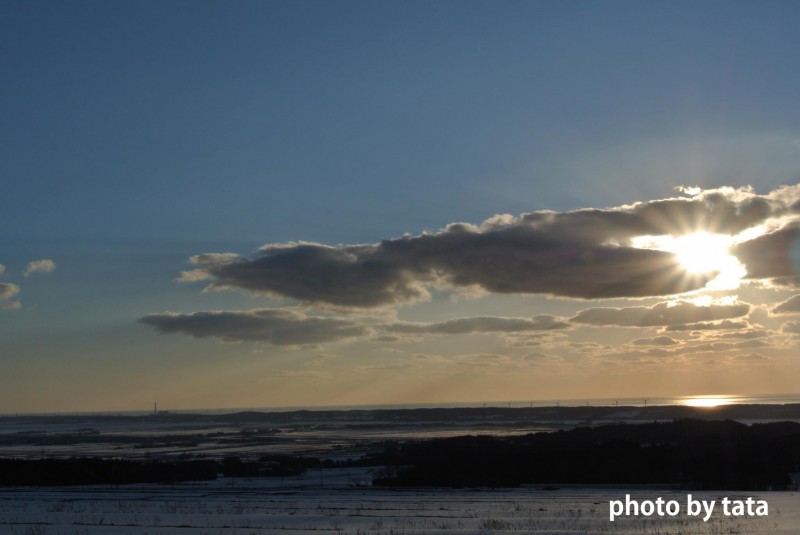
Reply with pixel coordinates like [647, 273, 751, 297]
[2, 403, 800, 461]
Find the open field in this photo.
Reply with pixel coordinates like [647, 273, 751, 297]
[1, 469, 798, 534]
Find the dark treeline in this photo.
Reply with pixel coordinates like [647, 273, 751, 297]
[0, 454, 322, 486]
[0, 458, 217, 486]
[373, 419, 800, 490]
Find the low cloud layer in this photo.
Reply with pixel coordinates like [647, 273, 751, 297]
[384, 315, 569, 335]
[174, 185, 800, 307]
[631, 335, 679, 346]
[665, 319, 751, 332]
[571, 300, 750, 327]
[142, 184, 800, 355]
[781, 321, 800, 335]
[139, 311, 571, 345]
[139, 309, 371, 345]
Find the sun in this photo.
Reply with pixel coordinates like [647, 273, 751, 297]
[671, 232, 733, 274]
[632, 232, 746, 290]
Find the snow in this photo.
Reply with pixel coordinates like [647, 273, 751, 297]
[1, 468, 798, 534]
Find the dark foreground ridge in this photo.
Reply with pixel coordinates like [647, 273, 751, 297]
[0, 454, 320, 487]
[373, 419, 800, 490]
[0, 458, 217, 486]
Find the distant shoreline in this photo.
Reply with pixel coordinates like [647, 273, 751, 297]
[4, 393, 800, 418]
[2, 402, 800, 427]
[3, 403, 800, 464]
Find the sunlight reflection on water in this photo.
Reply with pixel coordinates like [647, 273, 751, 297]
[680, 395, 741, 407]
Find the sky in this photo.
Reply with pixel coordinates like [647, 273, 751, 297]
[3, 1, 800, 413]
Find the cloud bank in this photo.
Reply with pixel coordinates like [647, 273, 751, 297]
[142, 185, 800, 351]
[571, 300, 750, 327]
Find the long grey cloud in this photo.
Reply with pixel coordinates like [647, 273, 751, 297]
[139, 309, 371, 345]
[175, 185, 800, 307]
[571, 300, 750, 327]
[630, 335, 679, 346]
[384, 315, 569, 335]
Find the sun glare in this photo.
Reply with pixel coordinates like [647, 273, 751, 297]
[632, 232, 746, 290]
[671, 233, 730, 274]
[681, 396, 737, 408]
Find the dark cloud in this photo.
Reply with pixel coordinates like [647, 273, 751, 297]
[384, 315, 569, 335]
[735, 339, 769, 349]
[781, 321, 800, 335]
[734, 224, 800, 286]
[728, 186, 800, 286]
[686, 339, 767, 353]
[503, 332, 558, 347]
[712, 329, 770, 340]
[139, 309, 371, 345]
[520, 187, 774, 243]
[197, 234, 705, 307]
[571, 300, 750, 327]
[631, 335, 679, 346]
[178, 185, 800, 307]
[522, 352, 562, 364]
[771, 294, 800, 314]
[568, 341, 613, 352]
[371, 334, 402, 343]
[179, 186, 800, 307]
[598, 346, 677, 362]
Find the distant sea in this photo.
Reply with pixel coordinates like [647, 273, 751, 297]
[11, 392, 800, 417]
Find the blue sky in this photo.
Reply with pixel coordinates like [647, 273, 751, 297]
[3, 1, 800, 412]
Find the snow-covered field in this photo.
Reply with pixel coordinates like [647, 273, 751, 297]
[1, 468, 797, 534]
